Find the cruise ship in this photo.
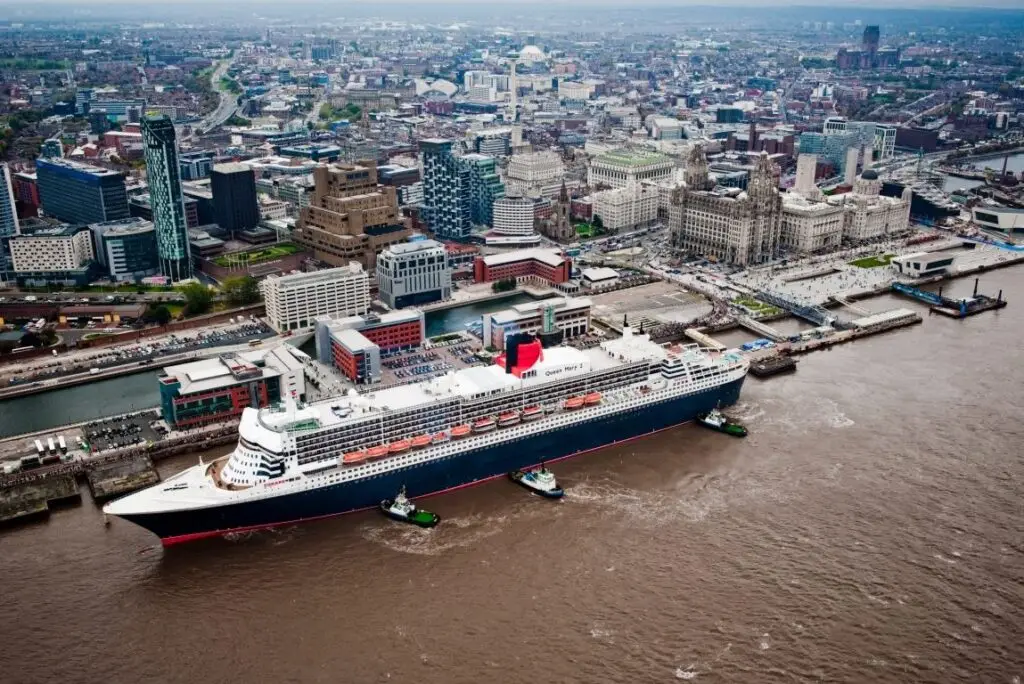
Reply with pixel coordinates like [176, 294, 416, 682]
[104, 326, 748, 545]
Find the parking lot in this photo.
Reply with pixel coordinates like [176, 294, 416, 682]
[82, 409, 166, 453]
[1, 320, 275, 387]
[378, 336, 485, 387]
[589, 281, 713, 329]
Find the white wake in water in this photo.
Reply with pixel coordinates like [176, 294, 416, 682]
[360, 512, 511, 556]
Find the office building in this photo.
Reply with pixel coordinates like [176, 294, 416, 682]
[314, 310, 426, 385]
[35, 158, 129, 225]
[376, 239, 452, 309]
[460, 153, 505, 226]
[40, 138, 64, 159]
[490, 194, 538, 241]
[89, 217, 159, 281]
[483, 297, 591, 350]
[473, 248, 572, 284]
[293, 161, 411, 270]
[827, 170, 912, 242]
[793, 154, 821, 200]
[211, 163, 260, 236]
[591, 183, 659, 232]
[158, 348, 305, 429]
[670, 147, 782, 267]
[588, 149, 674, 190]
[261, 263, 370, 333]
[780, 194, 845, 254]
[141, 114, 192, 281]
[179, 150, 215, 181]
[971, 205, 1024, 234]
[824, 118, 897, 160]
[505, 150, 565, 197]
[421, 139, 471, 240]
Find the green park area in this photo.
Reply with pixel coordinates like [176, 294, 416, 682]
[849, 254, 894, 268]
[575, 223, 595, 238]
[214, 243, 300, 268]
[733, 297, 782, 317]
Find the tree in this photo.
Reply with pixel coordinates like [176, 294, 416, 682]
[181, 283, 213, 316]
[146, 304, 172, 326]
[222, 276, 262, 307]
[592, 214, 605, 232]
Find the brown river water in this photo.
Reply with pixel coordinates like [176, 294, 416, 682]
[1, 269, 1022, 684]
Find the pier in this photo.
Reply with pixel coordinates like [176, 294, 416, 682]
[891, 278, 1008, 318]
[735, 316, 786, 342]
[831, 296, 872, 317]
[684, 328, 726, 350]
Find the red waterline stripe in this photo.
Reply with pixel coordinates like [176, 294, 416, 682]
[159, 418, 695, 547]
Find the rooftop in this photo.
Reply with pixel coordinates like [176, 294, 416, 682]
[481, 248, 567, 268]
[594, 149, 672, 168]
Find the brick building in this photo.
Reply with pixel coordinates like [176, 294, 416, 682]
[473, 248, 572, 284]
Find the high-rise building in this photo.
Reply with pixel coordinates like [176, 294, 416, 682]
[0, 163, 19, 240]
[460, 153, 505, 226]
[211, 163, 260, 236]
[292, 161, 411, 270]
[141, 114, 192, 281]
[40, 138, 64, 159]
[35, 158, 129, 225]
[670, 147, 782, 267]
[421, 139, 471, 240]
[0, 163, 18, 281]
[262, 263, 370, 333]
[376, 239, 452, 309]
[9, 223, 97, 286]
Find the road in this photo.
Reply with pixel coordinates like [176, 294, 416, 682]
[198, 59, 240, 133]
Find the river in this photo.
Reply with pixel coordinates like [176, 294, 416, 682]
[1, 266, 1021, 683]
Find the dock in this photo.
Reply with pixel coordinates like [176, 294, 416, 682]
[891, 278, 1008, 318]
[86, 456, 161, 502]
[736, 316, 786, 342]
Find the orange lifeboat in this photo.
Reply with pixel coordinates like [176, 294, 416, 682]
[432, 431, 449, 444]
[498, 411, 520, 427]
[366, 445, 389, 460]
[564, 396, 585, 410]
[411, 434, 433, 449]
[343, 451, 367, 465]
[451, 424, 471, 438]
[472, 416, 497, 433]
[584, 392, 602, 406]
[389, 440, 411, 454]
[522, 405, 543, 421]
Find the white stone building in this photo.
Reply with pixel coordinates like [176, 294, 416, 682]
[591, 183, 660, 232]
[491, 195, 538, 240]
[587, 149, 674, 189]
[376, 239, 452, 309]
[780, 194, 845, 253]
[827, 169, 912, 242]
[261, 263, 370, 333]
[505, 150, 565, 197]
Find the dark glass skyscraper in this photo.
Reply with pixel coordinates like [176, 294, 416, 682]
[141, 114, 192, 281]
[211, 163, 260, 236]
[35, 158, 129, 225]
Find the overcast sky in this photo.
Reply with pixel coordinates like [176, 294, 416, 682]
[1, 0, 1022, 6]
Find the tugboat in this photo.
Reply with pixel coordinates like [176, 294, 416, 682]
[508, 465, 564, 499]
[696, 406, 748, 437]
[379, 486, 440, 528]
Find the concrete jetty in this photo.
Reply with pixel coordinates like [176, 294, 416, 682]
[86, 456, 161, 502]
[0, 472, 80, 525]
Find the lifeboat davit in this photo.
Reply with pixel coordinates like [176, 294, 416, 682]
[343, 451, 367, 465]
[411, 434, 433, 449]
[366, 445, 389, 460]
[522, 405, 543, 421]
[584, 392, 602, 406]
[564, 396, 585, 410]
[389, 440, 411, 454]
[451, 424, 471, 438]
[472, 417, 497, 433]
[498, 411, 520, 427]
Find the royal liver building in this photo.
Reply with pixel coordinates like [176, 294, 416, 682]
[669, 145, 782, 267]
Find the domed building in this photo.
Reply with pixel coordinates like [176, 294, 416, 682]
[518, 45, 547, 64]
[826, 169, 912, 242]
